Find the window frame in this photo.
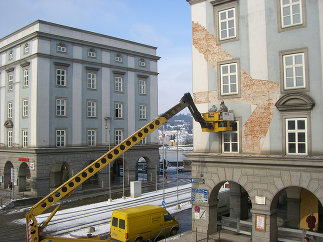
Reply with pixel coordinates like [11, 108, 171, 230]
[87, 71, 97, 90]
[56, 98, 67, 117]
[222, 120, 240, 153]
[114, 75, 124, 93]
[138, 79, 147, 95]
[280, 48, 309, 93]
[22, 129, 28, 148]
[23, 68, 29, 88]
[217, 59, 241, 98]
[8, 130, 13, 147]
[277, 0, 306, 32]
[8, 102, 12, 119]
[87, 129, 97, 146]
[56, 129, 66, 147]
[56, 67, 67, 87]
[114, 102, 124, 119]
[213, 0, 239, 43]
[57, 43, 67, 53]
[139, 104, 147, 120]
[114, 53, 123, 63]
[22, 99, 29, 118]
[87, 100, 97, 118]
[285, 117, 308, 155]
[8, 73, 14, 92]
[114, 129, 124, 145]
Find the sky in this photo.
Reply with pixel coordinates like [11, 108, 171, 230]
[0, 0, 193, 114]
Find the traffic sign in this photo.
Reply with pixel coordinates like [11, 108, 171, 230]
[162, 200, 166, 207]
[194, 205, 200, 213]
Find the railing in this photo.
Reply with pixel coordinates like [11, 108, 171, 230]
[220, 216, 252, 236]
[278, 227, 323, 242]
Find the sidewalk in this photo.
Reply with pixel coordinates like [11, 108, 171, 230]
[167, 230, 251, 242]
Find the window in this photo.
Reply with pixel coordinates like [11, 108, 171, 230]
[23, 69, 29, 87]
[87, 129, 96, 146]
[8, 74, 13, 91]
[139, 58, 146, 67]
[112, 217, 118, 227]
[286, 118, 307, 155]
[115, 53, 123, 63]
[87, 72, 97, 89]
[115, 129, 123, 144]
[56, 130, 66, 147]
[220, 62, 238, 95]
[56, 68, 67, 86]
[119, 219, 125, 229]
[88, 48, 96, 58]
[8, 102, 12, 119]
[222, 121, 239, 153]
[164, 213, 173, 222]
[24, 43, 29, 54]
[57, 43, 67, 53]
[139, 104, 147, 120]
[114, 76, 123, 92]
[219, 8, 236, 40]
[138, 79, 147, 95]
[22, 130, 28, 148]
[9, 50, 13, 60]
[283, 52, 305, 89]
[56, 98, 67, 117]
[87, 100, 97, 118]
[114, 102, 123, 119]
[280, 0, 303, 28]
[8, 131, 13, 147]
[22, 99, 28, 118]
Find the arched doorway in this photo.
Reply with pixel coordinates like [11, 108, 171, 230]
[271, 186, 323, 239]
[4, 161, 14, 189]
[208, 181, 252, 235]
[83, 160, 99, 189]
[18, 162, 31, 192]
[50, 162, 69, 189]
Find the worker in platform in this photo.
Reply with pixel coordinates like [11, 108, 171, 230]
[306, 213, 316, 231]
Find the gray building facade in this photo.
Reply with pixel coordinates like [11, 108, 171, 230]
[187, 0, 323, 241]
[0, 20, 160, 196]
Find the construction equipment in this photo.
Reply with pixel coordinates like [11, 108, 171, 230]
[25, 93, 234, 242]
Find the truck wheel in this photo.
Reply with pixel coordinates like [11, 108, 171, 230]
[135, 238, 143, 242]
[170, 228, 178, 236]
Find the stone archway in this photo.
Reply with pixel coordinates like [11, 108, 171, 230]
[18, 162, 31, 192]
[111, 158, 124, 185]
[271, 186, 323, 236]
[4, 161, 14, 189]
[49, 162, 70, 189]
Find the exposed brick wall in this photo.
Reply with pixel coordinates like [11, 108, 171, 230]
[192, 22, 280, 153]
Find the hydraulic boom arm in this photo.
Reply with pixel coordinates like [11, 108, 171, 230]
[25, 92, 209, 242]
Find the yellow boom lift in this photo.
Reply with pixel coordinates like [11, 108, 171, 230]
[25, 93, 234, 242]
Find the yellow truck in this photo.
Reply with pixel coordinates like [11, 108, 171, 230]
[110, 205, 179, 242]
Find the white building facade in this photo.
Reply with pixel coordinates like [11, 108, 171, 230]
[187, 0, 323, 241]
[0, 20, 160, 196]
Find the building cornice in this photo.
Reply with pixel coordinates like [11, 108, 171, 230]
[0, 31, 160, 61]
[186, 152, 323, 168]
[0, 53, 159, 76]
[186, 0, 206, 5]
[210, 0, 238, 6]
[0, 20, 157, 50]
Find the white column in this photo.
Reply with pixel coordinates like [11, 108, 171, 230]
[247, 0, 268, 80]
[0, 69, 5, 145]
[101, 67, 111, 145]
[72, 63, 82, 145]
[34, 57, 49, 147]
[150, 75, 158, 143]
[128, 71, 135, 136]
[14, 65, 21, 146]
